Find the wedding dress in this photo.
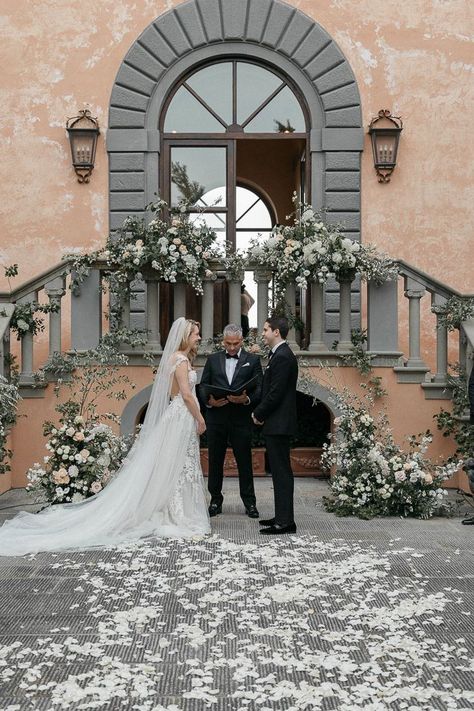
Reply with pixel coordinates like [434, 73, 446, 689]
[0, 318, 210, 556]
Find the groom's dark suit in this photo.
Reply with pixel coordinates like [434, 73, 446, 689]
[199, 350, 263, 509]
[253, 341, 298, 527]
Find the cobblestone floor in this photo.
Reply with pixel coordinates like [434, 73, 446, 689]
[0, 479, 473, 711]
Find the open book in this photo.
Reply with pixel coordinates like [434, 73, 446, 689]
[199, 374, 260, 400]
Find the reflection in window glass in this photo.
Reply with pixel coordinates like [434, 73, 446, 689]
[186, 63, 233, 125]
[171, 148, 226, 205]
[189, 212, 226, 253]
[236, 63, 283, 125]
[244, 85, 305, 133]
[164, 86, 225, 133]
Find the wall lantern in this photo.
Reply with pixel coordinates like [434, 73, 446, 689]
[66, 109, 100, 183]
[368, 109, 403, 183]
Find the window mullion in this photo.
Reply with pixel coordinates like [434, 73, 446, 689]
[227, 140, 236, 251]
[240, 83, 286, 130]
[182, 83, 228, 129]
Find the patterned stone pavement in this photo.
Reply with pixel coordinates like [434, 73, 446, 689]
[0, 478, 473, 711]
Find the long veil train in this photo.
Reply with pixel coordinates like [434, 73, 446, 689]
[0, 318, 210, 556]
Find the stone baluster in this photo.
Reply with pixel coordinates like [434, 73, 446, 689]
[173, 282, 186, 319]
[394, 277, 430, 383]
[228, 278, 242, 327]
[336, 277, 353, 351]
[254, 269, 271, 333]
[17, 292, 37, 384]
[145, 276, 161, 351]
[201, 275, 215, 343]
[308, 281, 327, 351]
[285, 284, 298, 350]
[405, 280, 428, 367]
[431, 293, 448, 383]
[45, 277, 66, 357]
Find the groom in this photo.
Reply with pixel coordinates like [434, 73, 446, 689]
[252, 316, 298, 535]
[199, 324, 263, 518]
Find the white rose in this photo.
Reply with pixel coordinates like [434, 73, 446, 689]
[66, 427, 75, 437]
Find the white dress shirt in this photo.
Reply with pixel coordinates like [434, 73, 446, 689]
[225, 349, 241, 384]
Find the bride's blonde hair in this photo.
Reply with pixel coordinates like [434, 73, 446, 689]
[178, 319, 201, 361]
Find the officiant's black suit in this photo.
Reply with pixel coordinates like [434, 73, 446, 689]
[253, 342, 298, 527]
[199, 350, 263, 509]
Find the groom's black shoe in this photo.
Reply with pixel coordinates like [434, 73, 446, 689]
[259, 517, 275, 526]
[260, 523, 297, 535]
[208, 503, 222, 517]
[245, 506, 259, 518]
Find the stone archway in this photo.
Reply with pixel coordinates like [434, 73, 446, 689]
[107, 0, 363, 339]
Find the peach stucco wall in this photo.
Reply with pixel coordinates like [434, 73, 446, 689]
[0, 0, 472, 291]
[3, 364, 465, 494]
[0, 1, 472, 492]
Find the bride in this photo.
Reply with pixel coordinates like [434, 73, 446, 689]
[0, 317, 211, 556]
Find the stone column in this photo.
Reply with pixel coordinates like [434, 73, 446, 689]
[285, 283, 298, 350]
[459, 325, 467, 374]
[336, 277, 353, 351]
[367, 279, 403, 365]
[201, 276, 215, 343]
[45, 277, 66, 357]
[0, 304, 14, 380]
[173, 282, 186, 319]
[17, 292, 37, 383]
[71, 268, 102, 350]
[228, 279, 242, 327]
[432, 294, 448, 383]
[254, 269, 271, 333]
[308, 281, 327, 351]
[119, 288, 131, 331]
[145, 277, 161, 351]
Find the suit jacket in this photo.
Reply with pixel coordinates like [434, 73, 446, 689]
[198, 349, 263, 427]
[253, 341, 298, 436]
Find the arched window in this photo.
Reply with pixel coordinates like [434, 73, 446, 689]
[163, 61, 306, 134]
[160, 59, 309, 250]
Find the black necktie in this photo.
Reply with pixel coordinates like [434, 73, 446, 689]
[226, 353, 239, 359]
[268, 350, 274, 360]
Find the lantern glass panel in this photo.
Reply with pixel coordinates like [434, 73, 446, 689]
[69, 131, 96, 166]
[372, 133, 398, 166]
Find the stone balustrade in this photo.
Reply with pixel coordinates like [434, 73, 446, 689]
[0, 258, 472, 403]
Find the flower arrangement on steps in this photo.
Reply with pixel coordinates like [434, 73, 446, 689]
[321, 386, 461, 519]
[26, 339, 135, 504]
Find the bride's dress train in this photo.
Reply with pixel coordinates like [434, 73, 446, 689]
[0, 347, 210, 556]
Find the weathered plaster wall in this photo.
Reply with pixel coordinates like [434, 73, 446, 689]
[0, 1, 472, 492]
[4, 364, 465, 493]
[0, 0, 472, 290]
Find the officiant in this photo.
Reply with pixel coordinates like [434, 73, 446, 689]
[198, 323, 263, 519]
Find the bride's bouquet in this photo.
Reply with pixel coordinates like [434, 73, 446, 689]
[26, 414, 129, 504]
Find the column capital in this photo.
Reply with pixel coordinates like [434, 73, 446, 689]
[404, 288, 425, 300]
[253, 269, 272, 283]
